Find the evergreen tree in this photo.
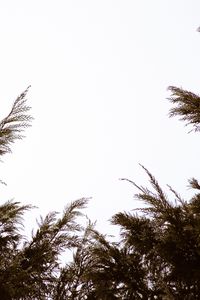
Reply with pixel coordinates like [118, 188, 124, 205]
[0, 90, 89, 299]
[59, 86, 200, 299]
[1, 83, 200, 299]
[84, 86, 200, 299]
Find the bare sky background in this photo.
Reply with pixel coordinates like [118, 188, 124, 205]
[0, 1, 199, 235]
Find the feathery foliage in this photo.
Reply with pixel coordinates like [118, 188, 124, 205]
[168, 86, 200, 132]
[0, 198, 89, 299]
[0, 86, 33, 156]
[1, 79, 200, 299]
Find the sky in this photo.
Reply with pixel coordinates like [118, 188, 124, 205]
[0, 0, 199, 236]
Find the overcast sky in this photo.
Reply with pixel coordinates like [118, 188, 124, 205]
[0, 0, 199, 235]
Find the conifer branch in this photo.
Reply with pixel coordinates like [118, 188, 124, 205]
[167, 86, 200, 132]
[120, 165, 171, 215]
[188, 178, 200, 190]
[0, 86, 33, 156]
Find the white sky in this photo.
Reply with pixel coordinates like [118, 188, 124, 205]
[0, 0, 199, 235]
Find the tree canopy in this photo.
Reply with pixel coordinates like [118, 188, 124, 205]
[0, 83, 200, 300]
